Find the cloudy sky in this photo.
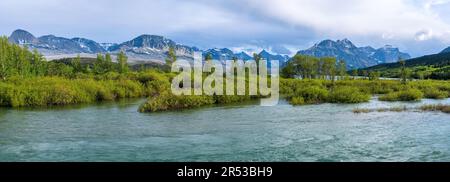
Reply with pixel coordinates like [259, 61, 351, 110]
[1, 0, 450, 56]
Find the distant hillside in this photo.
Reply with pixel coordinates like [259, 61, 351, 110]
[359, 52, 450, 80]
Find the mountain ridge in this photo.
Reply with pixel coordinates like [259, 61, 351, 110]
[8, 29, 411, 68]
[297, 39, 411, 68]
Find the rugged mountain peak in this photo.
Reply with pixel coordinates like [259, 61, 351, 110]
[129, 34, 175, 48]
[440, 46, 450, 54]
[72, 37, 106, 53]
[259, 50, 271, 55]
[316, 39, 335, 47]
[259, 50, 289, 62]
[234, 52, 253, 60]
[203, 48, 235, 60]
[8, 29, 38, 44]
[297, 39, 410, 68]
[336, 38, 356, 48]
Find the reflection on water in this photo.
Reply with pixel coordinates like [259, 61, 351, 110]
[0, 98, 449, 162]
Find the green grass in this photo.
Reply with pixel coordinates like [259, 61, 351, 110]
[328, 86, 371, 103]
[0, 77, 145, 107]
[281, 78, 449, 106]
[378, 88, 423, 101]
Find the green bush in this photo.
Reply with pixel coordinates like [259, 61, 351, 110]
[0, 77, 145, 107]
[328, 86, 371, 103]
[423, 88, 448, 99]
[139, 92, 216, 112]
[293, 86, 329, 104]
[290, 97, 305, 105]
[379, 88, 424, 101]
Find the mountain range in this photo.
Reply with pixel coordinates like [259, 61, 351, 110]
[297, 39, 411, 68]
[8, 29, 413, 68]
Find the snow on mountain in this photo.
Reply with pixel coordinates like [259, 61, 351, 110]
[297, 39, 410, 68]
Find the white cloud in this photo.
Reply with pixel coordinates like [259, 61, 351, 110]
[1, 0, 449, 56]
[415, 29, 434, 41]
[245, 0, 450, 43]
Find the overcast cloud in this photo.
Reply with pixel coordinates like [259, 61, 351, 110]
[1, 0, 449, 56]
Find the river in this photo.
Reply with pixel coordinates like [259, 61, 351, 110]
[1, 98, 449, 162]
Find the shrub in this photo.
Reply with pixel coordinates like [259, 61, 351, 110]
[215, 95, 253, 104]
[328, 86, 371, 103]
[0, 77, 145, 107]
[290, 97, 305, 105]
[139, 92, 216, 112]
[423, 88, 448, 99]
[379, 88, 423, 101]
[293, 86, 328, 104]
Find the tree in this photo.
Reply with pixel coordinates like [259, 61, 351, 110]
[362, 70, 369, 79]
[351, 69, 358, 79]
[0, 36, 48, 79]
[166, 47, 176, 66]
[338, 60, 347, 80]
[117, 51, 129, 74]
[94, 53, 105, 74]
[0, 37, 13, 80]
[399, 58, 410, 84]
[46, 62, 73, 77]
[320, 57, 336, 80]
[32, 49, 46, 76]
[71, 54, 83, 73]
[104, 53, 114, 72]
[281, 61, 296, 78]
[368, 71, 380, 80]
[253, 53, 262, 75]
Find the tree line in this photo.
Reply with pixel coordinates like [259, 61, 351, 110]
[281, 55, 347, 81]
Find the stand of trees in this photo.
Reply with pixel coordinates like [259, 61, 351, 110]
[281, 55, 347, 80]
[0, 36, 46, 80]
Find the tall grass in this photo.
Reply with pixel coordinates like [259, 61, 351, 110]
[0, 76, 144, 107]
[281, 78, 450, 105]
